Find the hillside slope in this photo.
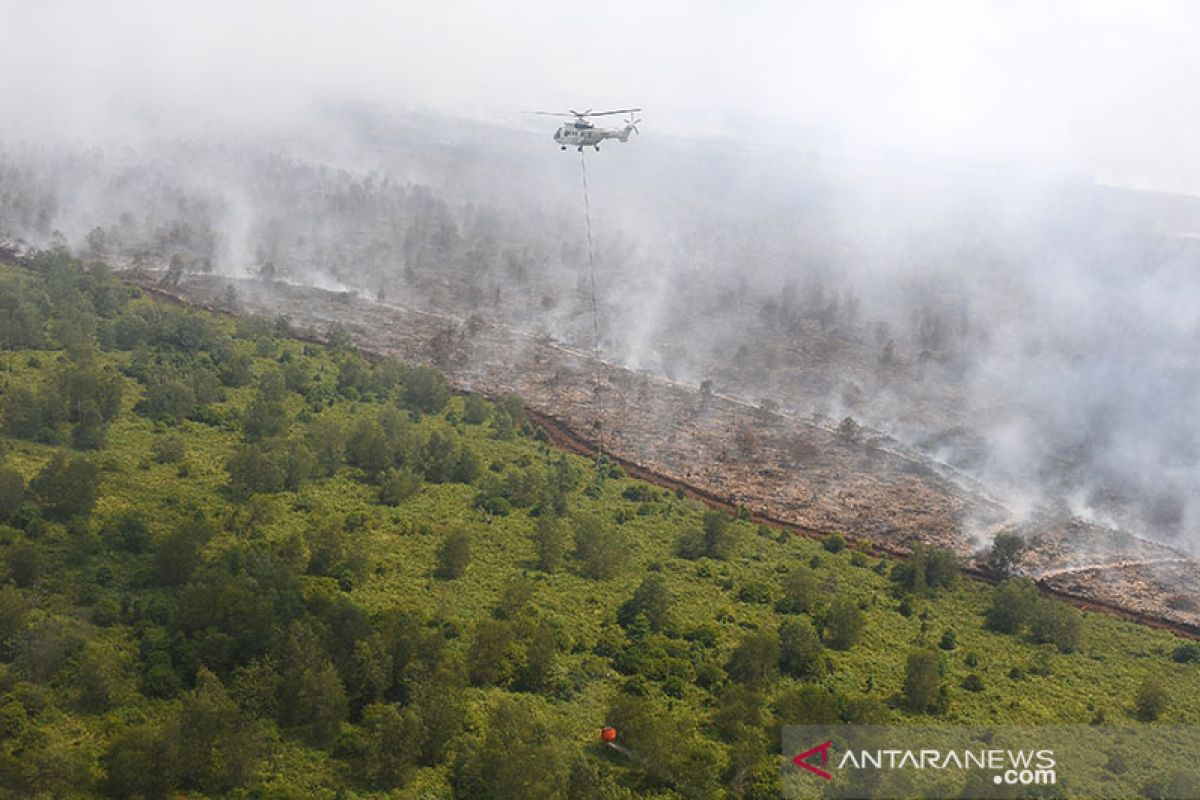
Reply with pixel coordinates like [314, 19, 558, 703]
[0, 253, 1198, 798]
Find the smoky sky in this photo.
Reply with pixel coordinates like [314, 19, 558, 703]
[3, 0, 1200, 194]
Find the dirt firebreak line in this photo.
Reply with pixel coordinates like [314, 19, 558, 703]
[130, 279, 1200, 642]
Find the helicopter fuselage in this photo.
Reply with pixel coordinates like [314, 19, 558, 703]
[554, 122, 632, 150]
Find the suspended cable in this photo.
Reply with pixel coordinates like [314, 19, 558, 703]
[579, 150, 604, 461]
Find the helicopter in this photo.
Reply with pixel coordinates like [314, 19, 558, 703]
[525, 108, 642, 151]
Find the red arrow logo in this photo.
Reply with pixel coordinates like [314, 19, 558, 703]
[792, 740, 833, 780]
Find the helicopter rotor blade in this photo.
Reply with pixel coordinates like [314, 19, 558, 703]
[526, 107, 641, 119]
[587, 108, 642, 117]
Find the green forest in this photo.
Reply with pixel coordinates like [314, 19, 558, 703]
[0, 252, 1199, 799]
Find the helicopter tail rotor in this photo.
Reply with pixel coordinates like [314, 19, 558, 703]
[617, 114, 642, 142]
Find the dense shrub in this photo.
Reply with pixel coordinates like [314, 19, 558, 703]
[573, 514, 628, 580]
[985, 578, 1040, 634]
[378, 467, 422, 506]
[737, 579, 774, 605]
[462, 394, 491, 424]
[890, 543, 958, 595]
[726, 629, 780, 687]
[776, 567, 820, 614]
[617, 575, 672, 633]
[402, 366, 451, 413]
[0, 466, 25, 522]
[152, 435, 187, 464]
[153, 517, 215, 585]
[1172, 643, 1200, 664]
[822, 532, 846, 553]
[31, 453, 99, 520]
[1135, 676, 1169, 722]
[822, 599, 865, 651]
[346, 418, 393, 478]
[779, 618, 824, 679]
[533, 516, 568, 573]
[137, 378, 196, 423]
[677, 510, 740, 560]
[305, 417, 345, 477]
[903, 649, 946, 713]
[436, 531, 471, 579]
[1031, 601, 1082, 653]
[987, 532, 1026, 577]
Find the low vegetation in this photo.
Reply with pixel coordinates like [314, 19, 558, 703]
[0, 253, 1198, 798]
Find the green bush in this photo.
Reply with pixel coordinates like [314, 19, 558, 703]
[305, 417, 345, 477]
[152, 434, 187, 464]
[737, 579, 774, 605]
[1135, 676, 1169, 722]
[1031, 601, 1082, 653]
[5, 542, 41, 588]
[987, 532, 1026, 577]
[903, 649, 946, 713]
[153, 517, 215, 585]
[378, 467, 422, 506]
[0, 466, 25, 522]
[136, 378, 197, 423]
[823, 599, 865, 651]
[617, 575, 672, 632]
[822, 532, 846, 553]
[779, 618, 824, 679]
[775, 683, 841, 725]
[985, 577, 1040, 634]
[573, 514, 628, 580]
[481, 495, 512, 516]
[890, 543, 957, 595]
[776, 567, 820, 614]
[1172, 643, 1200, 664]
[346, 418, 393, 478]
[726, 629, 780, 687]
[462, 394, 491, 424]
[436, 531, 471, 579]
[402, 366, 451, 414]
[226, 444, 285, 498]
[676, 510, 740, 561]
[31, 453, 99, 520]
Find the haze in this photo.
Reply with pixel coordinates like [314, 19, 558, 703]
[3, 0, 1200, 192]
